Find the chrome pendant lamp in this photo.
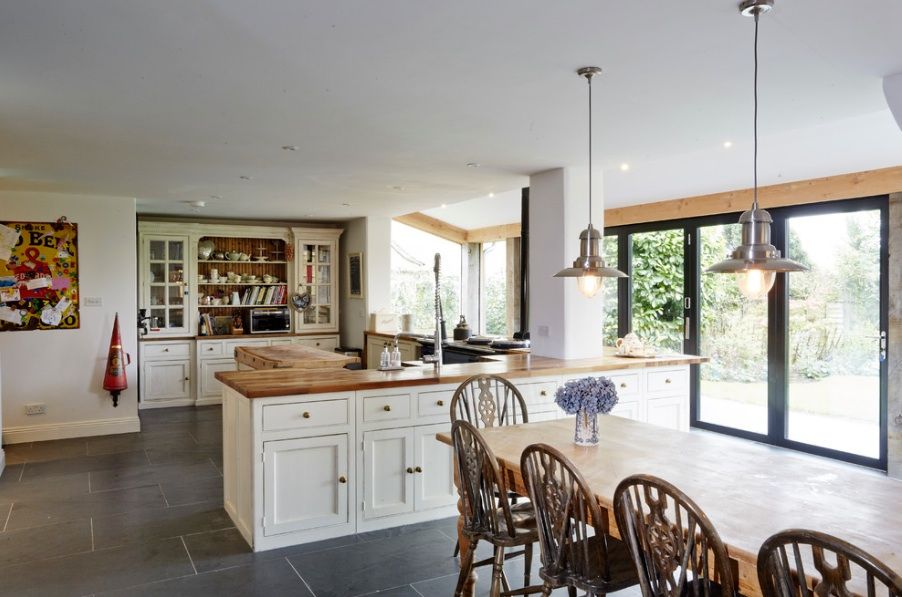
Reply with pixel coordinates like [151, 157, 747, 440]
[706, 0, 808, 300]
[554, 66, 627, 298]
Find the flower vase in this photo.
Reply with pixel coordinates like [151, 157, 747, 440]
[573, 409, 598, 446]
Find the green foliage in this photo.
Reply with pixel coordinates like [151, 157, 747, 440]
[391, 270, 461, 334]
[483, 275, 507, 335]
[630, 230, 684, 352]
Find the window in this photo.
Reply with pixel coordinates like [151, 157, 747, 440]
[481, 241, 508, 336]
[390, 221, 462, 334]
[606, 196, 888, 469]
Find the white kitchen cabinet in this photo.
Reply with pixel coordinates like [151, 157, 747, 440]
[294, 335, 339, 352]
[610, 399, 642, 421]
[198, 358, 237, 403]
[646, 394, 689, 431]
[139, 234, 191, 337]
[142, 360, 191, 405]
[263, 434, 350, 536]
[365, 334, 421, 369]
[362, 428, 415, 520]
[413, 423, 457, 511]
[293, 227, 343, 333]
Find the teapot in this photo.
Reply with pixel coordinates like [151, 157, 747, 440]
[615, 332, 645, 356]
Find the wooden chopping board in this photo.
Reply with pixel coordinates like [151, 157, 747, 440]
[235, 344, 359, 370]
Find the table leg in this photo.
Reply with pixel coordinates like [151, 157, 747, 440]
[454, 459, 477, 596]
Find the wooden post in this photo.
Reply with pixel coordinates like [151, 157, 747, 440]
[888, 193, 902, 479]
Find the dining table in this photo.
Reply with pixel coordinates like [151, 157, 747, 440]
[436, 416, 902, 597]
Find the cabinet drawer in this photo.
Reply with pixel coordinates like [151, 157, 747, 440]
[608, 372, 641, 397]
[263, 399, 350, 432]
[224, 339, 270, 356]
[143, 342, 191, 359]
[417, 390, 452, 418]
[521, 381, 559, 412]
[197, 341, 224, 357]
[647, 368, 689, 394]
[362, 394, 411, 423]
[295, 336, 338, 352]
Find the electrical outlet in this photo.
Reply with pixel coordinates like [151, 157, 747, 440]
[25, 403, 46, 416]
[83, 296, 103, 307]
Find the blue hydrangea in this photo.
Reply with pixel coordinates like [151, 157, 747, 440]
[554, 376, 619, 415]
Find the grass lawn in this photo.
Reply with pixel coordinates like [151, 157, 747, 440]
[701, 375, 879, 422]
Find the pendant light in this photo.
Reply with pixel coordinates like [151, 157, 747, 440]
[706, 0, 808, 299]
[554, 67, 626, 298]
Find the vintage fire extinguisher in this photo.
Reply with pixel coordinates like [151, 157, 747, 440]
[103, 313, 131, 407]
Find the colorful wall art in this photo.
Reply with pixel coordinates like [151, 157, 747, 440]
[0, 218, 79, 331]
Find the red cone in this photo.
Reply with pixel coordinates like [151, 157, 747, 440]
[103, 313, 130, 407]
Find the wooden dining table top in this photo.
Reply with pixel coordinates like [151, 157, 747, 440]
[436, 416, 902, 594]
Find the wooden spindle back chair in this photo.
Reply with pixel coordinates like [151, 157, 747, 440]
[757, 529, 902, 597]
[614, 474, 738, 597]
[521, 443, 638, 596]
[451, 374, 529, 429]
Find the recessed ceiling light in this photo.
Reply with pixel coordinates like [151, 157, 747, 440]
[466, 162, 480, 168]
[187, 200, 206, 208]
[723, 141, 733, 148]
[620, 163, 630, 171]
[341, 203, 351, 207]
[440, 203, 448, 209]
[281, 145, 298, 151]
[488, 192, 495, 198]
[239, 175, 252, 181]
[391, 185, 405, 191]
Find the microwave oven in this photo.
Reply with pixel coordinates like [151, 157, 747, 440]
[249, 308, 291, 334]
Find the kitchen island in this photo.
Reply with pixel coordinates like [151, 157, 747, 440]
[215, 350, 707, 551]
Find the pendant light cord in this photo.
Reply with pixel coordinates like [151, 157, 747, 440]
[588, 73, 593, 226]
[753, 12, 759, 210]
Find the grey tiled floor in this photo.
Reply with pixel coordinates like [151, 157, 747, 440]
[0, 406, 637, 596]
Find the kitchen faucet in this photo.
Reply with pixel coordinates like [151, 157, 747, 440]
[422, 253, 443, 371]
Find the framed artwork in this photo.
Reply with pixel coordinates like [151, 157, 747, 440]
[347, 252, 364, 299]
[0, 219, 80, 331]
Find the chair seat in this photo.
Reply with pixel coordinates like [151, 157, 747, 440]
[463, 501, 538, 546]
[540, 534, 639, 594]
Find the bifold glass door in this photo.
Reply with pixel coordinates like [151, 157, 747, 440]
[606, 196, 888, 469]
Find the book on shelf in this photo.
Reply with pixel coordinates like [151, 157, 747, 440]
[263, 286, 275, 305]
[247, 287, 260, 305]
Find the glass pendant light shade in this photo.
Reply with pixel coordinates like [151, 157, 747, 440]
[553, 67, 627, 296]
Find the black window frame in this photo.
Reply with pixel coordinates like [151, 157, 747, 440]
[605, 195, 889, 470]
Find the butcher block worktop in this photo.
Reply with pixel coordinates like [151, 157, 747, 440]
[215, 350, 707, 398]
[235, 344, 359, 370]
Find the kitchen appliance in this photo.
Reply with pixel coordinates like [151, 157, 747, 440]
[249, 308, 291, 334]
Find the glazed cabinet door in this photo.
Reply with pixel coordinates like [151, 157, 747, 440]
[141, 235, 191, 336]
[362, 428, 414, 519]
[413, 424, 457, 511]
[142, 360, 190, 403]
[263, 434, 349, 536]
[295, 238, 339, 332]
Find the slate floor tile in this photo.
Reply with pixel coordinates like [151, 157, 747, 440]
[4, 438, 87, 465]
[0, 472, 89, 502]
[0, 518, 92, 567]
[0, 463, 24, 484]
[145, 447, 220, 466]
[288, 527, 459, 597]
[86, 432, 198, 456]
[0, 537, 194, 597]
[95, 558, 312, 597]
[90, 460, 220, 493]
[21, 450, 149, 480]
[160, 474, 222, 506]
[6, 483, 165, 531]
[92, 501, 232, 549]
[183, 527, 363, 574]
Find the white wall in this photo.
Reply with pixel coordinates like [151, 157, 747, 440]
[529, 167, 605, 360]
[0, 192, 139, 443]
[338, 216, 392, 350]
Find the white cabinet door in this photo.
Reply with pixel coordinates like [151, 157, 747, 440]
[199, 358, 237, 399]
[366, 337, 384, 369]
[141, 235, 191, 336]
[295, 336, 339, 352]
[362, 428, 414, 519]
[646, 394, 688, 431]
[610, 400, 641, 421]
[413, 424, 457, 511]
[263, 434, 349, 536]
[142, 360, 190, 402]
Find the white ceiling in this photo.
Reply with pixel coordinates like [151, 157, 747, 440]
[1, 1, 901, 220]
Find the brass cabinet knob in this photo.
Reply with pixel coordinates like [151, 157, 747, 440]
[415, 466, 423, 473]
[338, 476, 347, 484]
[383, 405, 391, 412]
[302, 411, 311, 419]
[665, 378, 672, 384]
[163, 348, 170, 352]
[437, 400, 444, 407]
[406, 467, 414, 474]
[620, 383, 627, 388]
[184, 377, 190, 381]
[207, 347, 214, 351]
[540, 390, 547, 396]
[316, 342, 321, 346]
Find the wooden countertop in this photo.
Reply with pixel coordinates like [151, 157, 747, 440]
[435, 418, 902, 596]
[215, 350, 708, 398]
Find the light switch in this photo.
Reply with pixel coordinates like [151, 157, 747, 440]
[83, 296, 103, 307]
